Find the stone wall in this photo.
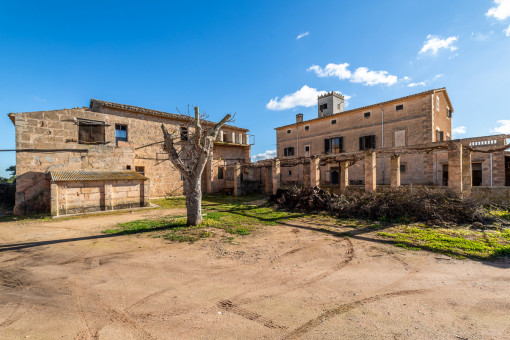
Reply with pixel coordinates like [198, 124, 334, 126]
[52, 179, 149, 216]
[11, 103, 251, 214]
[472, 187, 510, 207]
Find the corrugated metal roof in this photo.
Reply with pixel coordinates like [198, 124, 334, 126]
[50, 170, 148, 182]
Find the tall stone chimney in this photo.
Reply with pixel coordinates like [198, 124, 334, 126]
[318, 92, 345, 118]
[296, 113, 303, 123]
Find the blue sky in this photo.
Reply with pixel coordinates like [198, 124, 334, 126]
[1, 0, 510, 177]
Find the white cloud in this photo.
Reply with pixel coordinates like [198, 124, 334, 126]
[493, 120, 510, 133]
[408, 81, 426, 87]
[452, 126, 467, 137]
[266, 85, 327, 110]
[433, 74, 443, 80]
[351, 67, 398, 86]
[296, 31, 310, 39]
[505, 25, 510, 36]
[307, 63, 351, 79]
[266, 85, 351, 111]
[419, 35, 458, 55]
[251, 150, 276, 162]
[308, 63, 398, 86]
[486, 0, 510, 20]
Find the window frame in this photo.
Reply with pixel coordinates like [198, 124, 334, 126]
[364, 111, 370, 118]
[135, 166, 145, 176]
[331, 119, 337, 125]
[115, 124, 128, 146]
[283, 147, 295, 157]
[78, 118, 106, 145]
[395, 104, 404, 111]
[304, 125, 310, 131]
[359, 135, 376, 150]
[324, 136, 343, 154]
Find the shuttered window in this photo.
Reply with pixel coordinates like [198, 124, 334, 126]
[359, 135, 376, 150]
[78, 119, 106, 144]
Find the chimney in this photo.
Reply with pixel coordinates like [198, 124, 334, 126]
[296, 113, 303, 123]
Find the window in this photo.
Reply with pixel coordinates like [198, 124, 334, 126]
[396, 104, 404, 111]
[364, 112, 370, 118]
[180, 126, 188, 141]
[115, 124, 127, 145]
[400, 164, 406, 173]
[436, 130, 444, 142]
[319, 103, 328, 111]
[78, 119, 106, 144]
[287, 129, 291, 134]
[305, 145, 310, 152]
[284, 147, 295, 157]
[305, 125, 310, 131]
[324, 137, 343, 154]
[218, 167, 224, 180]
[135, 166, 145, 176]
[359, 135, 376, 150]
[472, 163, 482, 186]
[331, 119, 337, 125]
[288, 170, 292, 176]
[436, 96, 440, 111]
[447, 107, 452, 118]
[126, 165, 131, 170]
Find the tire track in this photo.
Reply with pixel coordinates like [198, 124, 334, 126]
[283, 289, 427, 340]
[71, 281, 156, 340]
[219, 300, 288, 330]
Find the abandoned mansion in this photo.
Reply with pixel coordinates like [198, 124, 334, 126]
[6, 87, 510, 216]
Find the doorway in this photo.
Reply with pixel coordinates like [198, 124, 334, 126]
[330, 168, 339, 185]
[442, 164, 448, 186]
[472, 163, 482, 186]
[505, 156, 510, 186]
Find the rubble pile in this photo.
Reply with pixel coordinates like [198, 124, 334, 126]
[270, 186, 498, 224]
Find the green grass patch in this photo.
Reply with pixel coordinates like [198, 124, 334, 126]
[378, 226, 510, 259]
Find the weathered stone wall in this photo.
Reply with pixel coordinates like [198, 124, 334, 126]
[472, 186, 510, 206]
[277, 92, 440, 186]
[54, 179, 147, 216]
[11, 104, 251, 214]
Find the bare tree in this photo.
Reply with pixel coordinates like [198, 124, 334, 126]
[161, 106, 232, 226]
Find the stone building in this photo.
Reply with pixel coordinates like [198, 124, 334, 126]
[8, 99, 251, 216]
[275, 88, 510, 189]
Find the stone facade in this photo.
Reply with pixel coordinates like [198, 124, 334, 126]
[9, 99, 251, 215]
[275, 88, 509, 189]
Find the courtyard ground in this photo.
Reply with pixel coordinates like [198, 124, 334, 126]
[0, 196, 509, 339]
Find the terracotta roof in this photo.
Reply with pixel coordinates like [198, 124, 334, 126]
[90, 99, 249, 132]
[275, 88, 453, 130]
[50, 170, 148, 182]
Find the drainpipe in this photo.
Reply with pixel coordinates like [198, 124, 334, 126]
[381, 104, 385, 185]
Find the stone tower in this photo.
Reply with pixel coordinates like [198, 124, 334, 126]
[318, 92, 345, 117]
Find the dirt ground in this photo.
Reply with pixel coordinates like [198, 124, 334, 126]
[1, 208, 510, 340]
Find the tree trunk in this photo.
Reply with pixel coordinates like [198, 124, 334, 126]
[184, 177, 203, 225]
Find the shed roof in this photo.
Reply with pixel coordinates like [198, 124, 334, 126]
[50, 170, 148, 182]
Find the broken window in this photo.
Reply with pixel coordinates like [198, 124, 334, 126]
[180, 126, 188, 141]
[284, 147, 294, 157]
[359, 135, 376, 150]
[115, 124, 127, 145]
[319, 103, 328, 111]
[78, 119, 106, 144]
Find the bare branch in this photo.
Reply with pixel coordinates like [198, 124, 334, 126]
[161, 124, 188, 177]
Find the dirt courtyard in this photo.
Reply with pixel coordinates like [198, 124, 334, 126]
[1, 208, 509, 340]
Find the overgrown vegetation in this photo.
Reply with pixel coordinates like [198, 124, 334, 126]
[271, 186, 508, 225]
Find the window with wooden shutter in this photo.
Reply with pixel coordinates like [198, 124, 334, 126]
[78, 119, 106, 144]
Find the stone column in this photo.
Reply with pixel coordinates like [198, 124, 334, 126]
[231, 132, 236, 143]
[493, 138, 506, 186]
[244, 134, 249, 145]
[365, 151, 376, 193]
[340, 160, 349, 195]
[390, 155, 401, 188]
[233, 163, 241, 196]
[272, 159, 280, 195]
[309, 156, 320, 188]
[264, 166, 271, 194]
[50, 182, 59, 217]
[448, 142, 463, 193]
[142, 180, 150, 206]
[462, 147, 472, 193]
[219, 130, 224, 142]
[238, 133, 243, 144]
[205, 156, 213, 194]
[105, 181, 113, 210]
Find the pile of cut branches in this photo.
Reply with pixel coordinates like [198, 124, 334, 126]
[270, 186, 502, 224]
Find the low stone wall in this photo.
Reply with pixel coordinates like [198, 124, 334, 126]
[52, 179, 149, 216]
[472, 187, 510, 207]
[0, 183, 16, 207]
